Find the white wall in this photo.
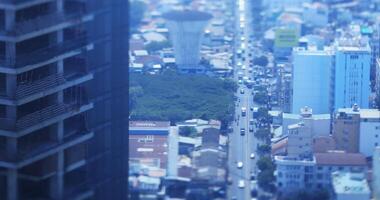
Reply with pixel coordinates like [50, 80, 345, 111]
[359, 121, 380, 157]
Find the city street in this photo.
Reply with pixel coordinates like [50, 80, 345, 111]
[227, 0, 261, 199]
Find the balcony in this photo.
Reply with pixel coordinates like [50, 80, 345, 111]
[0, 36, 90, 72]
[0, 101, 93, 137]
[0, 9, 93, 41]
[0, 72, 93, 105]
[0, 131, 93, 169]
[0, 0, 55, 10]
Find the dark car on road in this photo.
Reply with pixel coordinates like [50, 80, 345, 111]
[240, 128, 245, 135]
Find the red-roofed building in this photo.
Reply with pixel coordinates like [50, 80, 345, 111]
[272, 137, 288, 156]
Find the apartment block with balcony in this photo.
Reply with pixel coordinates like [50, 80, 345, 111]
[0, 0, 96, 199]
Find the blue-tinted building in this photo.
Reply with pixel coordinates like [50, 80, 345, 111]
[333, 38, 371, 110]
[291, 46, 334, 114]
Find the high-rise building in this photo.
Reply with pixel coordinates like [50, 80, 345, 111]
[291, 46, 334, 114]
[0, 0, 128, 199]
[333, 37, 371, 110]
[163, 10, 212, 73]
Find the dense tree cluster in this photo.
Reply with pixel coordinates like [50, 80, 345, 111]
[179, 126, 198, 137]
[256, 157, 276, 192]
[129, 71, 236, 127]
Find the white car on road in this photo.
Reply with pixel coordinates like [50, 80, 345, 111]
[238, 180, 245, 188]
[250, 153, 255, 159]
[237, 161, 243, 168]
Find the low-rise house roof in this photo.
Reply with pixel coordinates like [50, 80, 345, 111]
[315, 151, 367, 166]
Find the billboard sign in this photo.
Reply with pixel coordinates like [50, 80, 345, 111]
[275, 28, 299, 48]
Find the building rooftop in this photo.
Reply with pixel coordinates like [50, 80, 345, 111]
[315, 151, 367, 166]
[337, 107, 380, 119]
[129, 121, 170, 128]
[162, 10, 212, 21]
[293, 46, 334, 55]
[332, 172, 370, 195]
[283, 113, 331, 120]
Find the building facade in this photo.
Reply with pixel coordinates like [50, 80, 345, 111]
[291, 47, 333, 114]
[333, 107, 361, 153]
[275, 151, 367, 194]
[0, 1, 128, 199]
[333, 106, 380, 156]
[359, 109, 380, 157]
[373, 147, 380, 200]
[333, 38, 371, 110]
[282, 108, 331, 137]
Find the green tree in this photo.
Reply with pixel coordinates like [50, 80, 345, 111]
[254, 128, 270, 140]
[253, 56, 269, 67]
[257, 107, 269, 119]
[257, 144, 271, 155]
[129, 73, 235, 126]
[254, 92, 268, 104]
[130, 0, 146, 31]
[179, 126, 198, 137]
[257, 169, 275, 190]
[256, 156, 274, 172]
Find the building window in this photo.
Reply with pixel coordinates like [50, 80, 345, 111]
[317, 173, 323, 179]
[138, 135, 154, 143]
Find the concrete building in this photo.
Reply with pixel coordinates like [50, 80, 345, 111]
[333, 106, 361, 153]
[275, 151, 367, 194]
[333, 36, 371, 110]
[373, 147, 380, 200]
[129, 121, 172, 173]
[287, 108, 333, 157]
[0, 0, 128, 199]
[331, 172, 370, 200]
[312, 136, 336, 153]
[291, 46, 334, 114]
[282, 107, 331, 137]
[192, 128, 226, 184]
[163, 10, 212, 73]
[358, 109, 380, 157]
[333, 106, 380, 156]
[275, 156, 316, 193]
